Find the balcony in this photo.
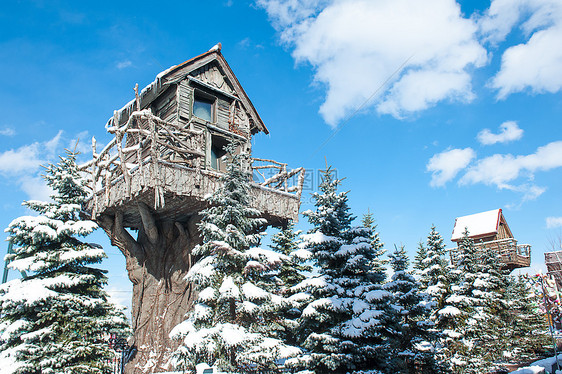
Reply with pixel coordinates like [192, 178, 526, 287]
[79, 110, 304, 228]
[449, 238, 531, 271]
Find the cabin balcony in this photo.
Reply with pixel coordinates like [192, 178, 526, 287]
[449, 238, 531, 271]
[78, 110, 304, 228]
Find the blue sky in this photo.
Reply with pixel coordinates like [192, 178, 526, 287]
[1, 0, 561, 310]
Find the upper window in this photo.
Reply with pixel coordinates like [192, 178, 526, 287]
[193, 95, 214, 122]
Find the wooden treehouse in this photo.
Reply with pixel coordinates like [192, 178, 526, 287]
[79, 45, 304, 373]
[449, 209, 531, 271]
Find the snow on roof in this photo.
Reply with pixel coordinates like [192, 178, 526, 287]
[451, 208, 501, 241]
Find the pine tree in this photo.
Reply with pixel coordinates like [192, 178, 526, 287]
[0, 151, 130, 374]
[413, 241, 427, 281]
[422, 226, 449, 316]
[384, 245, 437, 374]
[504, 275, 550, 361]
[270, 221, 309, 296]
[170, 144, 299, 373]
[434, 230, 475, 373]
[269, 221, 310, 346]
[289, 168, 389, 373]
[463, 242, 510, 370]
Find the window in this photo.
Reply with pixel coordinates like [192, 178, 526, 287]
[193, 94, 214, 122]
[210, 135, 228, 171]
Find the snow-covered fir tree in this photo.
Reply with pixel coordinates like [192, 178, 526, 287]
[463, 240, 511, 370]
[412, 241, 427, 281]
[0, 151, 130, 374]
[269, 221, 310, 346]
[170, 144, 299, 373]
[384, 245, 437, 374]
[504, 275, 550, 361]
[433, 230, 475, 373]
[270, 221, 309, 296]
[288, 168, 388, 373]
[421, 226, 449, 317]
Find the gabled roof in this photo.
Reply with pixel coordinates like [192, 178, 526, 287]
[107, 44, 268, 135]
[451, 208, 510, 241]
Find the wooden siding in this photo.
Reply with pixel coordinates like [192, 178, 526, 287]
[152, 86, 177, 123]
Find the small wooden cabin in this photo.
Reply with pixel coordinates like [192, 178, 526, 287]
[449, 208, 530, 271]
[80, 45, 305, 228]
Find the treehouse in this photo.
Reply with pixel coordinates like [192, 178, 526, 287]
[78, 45, 305, 373]
[80, 44, 304, 229]
[449, 208, 531, 271]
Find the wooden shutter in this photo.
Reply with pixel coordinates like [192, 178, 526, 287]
[177, 80, 193, 121]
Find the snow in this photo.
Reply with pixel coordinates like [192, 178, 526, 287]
[242, 282, 268, 300]
[438, 306, 461, 316]
[301, 232, 338, 244]
[219, 276, 240, 299]
[451, 208, 501, 240]
[510, 354, 562, 374]
[509, 367, 545, 374]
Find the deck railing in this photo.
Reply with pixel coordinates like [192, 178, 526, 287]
[79, 110, 304, 213]
[449, 238, 531, 269]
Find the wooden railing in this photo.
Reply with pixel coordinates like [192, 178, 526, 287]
[449, 238, 531, 269]
[79, 110, 305, 215]
[251, 158, 306, 199]
[79, 110, 205, 211]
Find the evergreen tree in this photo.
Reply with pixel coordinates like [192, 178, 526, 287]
[269, 221, 310, 346]
[289, 168, 389, 373]
[422, 226, 449, 316]
[384, 245, 437, 374]
[434, 230, 476, 373]
[504, 275, 550, 361]
[170, 145, 299, 373]
[413, 241, 427, 281]
[0, 151, 130, 374]
[463, 242, 510, 370]
[270, 221, 309, 295]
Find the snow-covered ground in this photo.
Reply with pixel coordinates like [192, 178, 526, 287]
[510, 354, 562, 374]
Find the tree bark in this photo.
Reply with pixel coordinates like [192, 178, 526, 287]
[99, 205, 201, 373]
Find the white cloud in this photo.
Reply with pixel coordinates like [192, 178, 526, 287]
[0, 127, 15, 136]
[18, 175, 53, 202]
[459, 141, 562, 193]
[259, 0, 487, 125]
[546, 217, 562, 229]
[426, 147, 476, 187]
[0, 131, 63, 200]
[116, 60, 132, 69]
[479, 0, 562, 98]
[0, 130, 62, 175]
[477, 121, 523, 145]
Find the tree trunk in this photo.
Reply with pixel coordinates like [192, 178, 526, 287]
[99, 203, 201, 373]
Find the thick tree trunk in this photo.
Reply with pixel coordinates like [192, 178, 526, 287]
[99, 204, 201, 373]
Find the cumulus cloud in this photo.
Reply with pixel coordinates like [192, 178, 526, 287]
[479, 0, 562, 98]
[0, 131, 63, 200]
[477, 121, 523, 145]
[0, 127, 15, 136]
[460, 141, 562, 187]
[426, 147, 476, 187]
[0, 131, 62, 175]
[427, 140, 562, 203]
[546, 217, 562, 229]
[258, 0, 487, 125]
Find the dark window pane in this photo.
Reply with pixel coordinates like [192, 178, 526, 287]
[193, 98, 212, 121]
